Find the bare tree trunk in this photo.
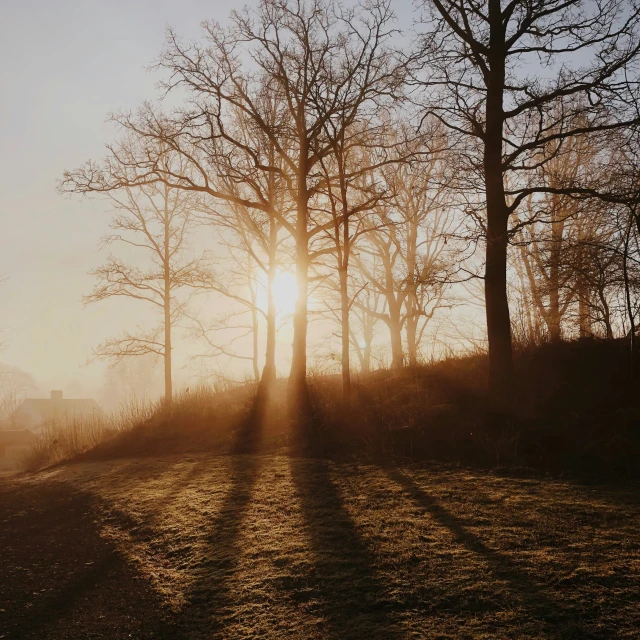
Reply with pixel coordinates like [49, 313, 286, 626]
[362, 324, 372, 372]
[546, 204, 565, 341]
[251, 307, 260, 382]
[289, 190, 310, 414]
[339, 266, 351, 401]
[289, 243, 309, 412]
[261, 224, 278, 387]
[622, 209, 637, 377]
[388, 301, 404, 370]
[600, 290, 614, 340]
[163, 200, 173, 407]
[288, 135, 311, 417]
[548, 252, 562, 341]
[484, 5, 514, 405]
[485, 221, 513, 401]
[405, 291, 419, 366]
[246, 254, 261, 382]
[577, 275, 592, 338]
[164, 300, 172, 406]
[260, 142, 280, 392]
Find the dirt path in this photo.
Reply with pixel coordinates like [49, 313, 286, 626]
[1, 455, 639, 639]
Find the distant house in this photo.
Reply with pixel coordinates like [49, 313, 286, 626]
[0, 430, 35, 471]
[11, 390, 101, 432]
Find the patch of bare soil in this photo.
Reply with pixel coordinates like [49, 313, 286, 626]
[1, 454, 639, 639]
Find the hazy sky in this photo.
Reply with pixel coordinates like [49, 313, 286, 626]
[0, 0, 418, 398]
[0, 0, 249, 395]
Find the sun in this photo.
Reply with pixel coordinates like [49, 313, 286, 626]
[271, 272, 298, 314]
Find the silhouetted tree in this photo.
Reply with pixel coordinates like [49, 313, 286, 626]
[412, 0, 640, 404]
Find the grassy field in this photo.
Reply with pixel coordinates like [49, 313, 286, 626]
[1, 452, 639, 639]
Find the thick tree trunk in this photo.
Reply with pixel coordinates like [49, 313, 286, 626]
[484, 8, 514, 405]
[288, 218, 310, 415]
[485, 218, 513, 401]
[288, 141, 310, 417]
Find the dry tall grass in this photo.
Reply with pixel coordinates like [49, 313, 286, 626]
[21, 338, 640, 475]
[22, 399, 156, 470]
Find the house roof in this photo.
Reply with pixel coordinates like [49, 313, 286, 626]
[0, 430, 36, 445]
[12, 397, 101, 428]
[15, 398, 99, 414]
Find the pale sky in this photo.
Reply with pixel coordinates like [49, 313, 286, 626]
[0, 0, 416, 399]
[0, 0, 249, 395]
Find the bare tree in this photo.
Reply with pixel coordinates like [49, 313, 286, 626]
[349, 286, 385, 373]
[62, 0, 403, 416]
[78, 155, 209, 406]
[0, 365, 39, 426]
[354, 204, 407, 368]
[353, 143, 457, 368]
[412, 0, 640, 404]
[608, 131, 640, 367]
[566, 218, 624, 339]
[188, 195, 289, 384]
[513, 121, 601, 341]
[316, 120, 412, 400]
[207, 112, 292, 389]
[392, 146, 458, 365]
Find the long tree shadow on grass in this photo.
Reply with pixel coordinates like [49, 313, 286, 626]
[288, 456, 402, 640]
[384, 466, 602, 637]
[0, 483, 167, 640]
[163, 391, 267, 639]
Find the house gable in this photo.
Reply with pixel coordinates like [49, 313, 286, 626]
[11, 392, 101, 430]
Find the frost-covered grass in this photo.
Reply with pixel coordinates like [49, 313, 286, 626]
[16, 452, 638, 639]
